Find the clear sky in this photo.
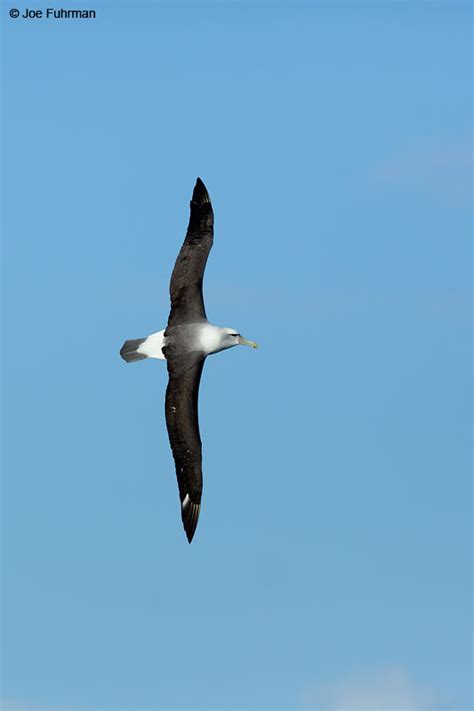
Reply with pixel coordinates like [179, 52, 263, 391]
[1, 1, 472, 710]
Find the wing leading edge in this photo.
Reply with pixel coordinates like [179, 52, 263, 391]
[164, 352, 206, 542]
[167, 178, 214, 329]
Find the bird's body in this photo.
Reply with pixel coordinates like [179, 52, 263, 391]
[120, 179, 257, 542]
[124, 323, 249, 361]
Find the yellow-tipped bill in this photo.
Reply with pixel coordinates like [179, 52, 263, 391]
[238, 336, 258, 349]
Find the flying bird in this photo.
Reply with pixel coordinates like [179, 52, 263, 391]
[120, 178, 257, 543]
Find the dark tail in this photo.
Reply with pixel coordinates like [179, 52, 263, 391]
[120, 338, 147, 363]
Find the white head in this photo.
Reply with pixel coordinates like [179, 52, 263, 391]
[220, 327, 258, 352]
[200, 324, 258, 356]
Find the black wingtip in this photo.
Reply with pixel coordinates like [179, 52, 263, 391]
[191, 178, 211, 207]
[181, 497, 201, 543]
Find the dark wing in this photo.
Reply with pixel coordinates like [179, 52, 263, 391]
[167, 178, 214, 329]
[164, 350, 206, 543]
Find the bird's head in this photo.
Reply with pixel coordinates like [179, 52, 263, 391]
[223, 328, 258, 350]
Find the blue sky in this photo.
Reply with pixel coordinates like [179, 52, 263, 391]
[1, 1, 472, 710]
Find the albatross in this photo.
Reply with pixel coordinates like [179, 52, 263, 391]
[120, 178, 257, 543]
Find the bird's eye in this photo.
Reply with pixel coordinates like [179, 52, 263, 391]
[231, 333, 239, 337]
